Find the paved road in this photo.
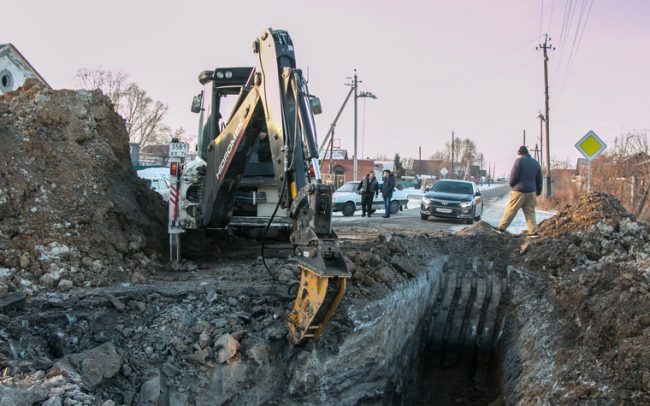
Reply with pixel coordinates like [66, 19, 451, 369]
[332, 185, 511, 235]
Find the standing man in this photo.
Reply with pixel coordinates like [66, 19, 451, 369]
[495, 146, 543, 236]
[357, 172, 379, 217]
[381, 169, 396, 218]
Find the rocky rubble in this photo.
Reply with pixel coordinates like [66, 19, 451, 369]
[0, 81, 166, 298]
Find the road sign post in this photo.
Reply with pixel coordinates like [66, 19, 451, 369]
[575, 130, 607, 193]
[440, 167, 448, 178]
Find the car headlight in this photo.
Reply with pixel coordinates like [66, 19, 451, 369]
[422, 197, 431, 204]
[459, 201, 472, 208]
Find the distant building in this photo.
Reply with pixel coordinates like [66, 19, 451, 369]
[320, 158, 375, 188]
[0, 43, 50, 94]
[129, 143, 141, 166]
[139, 144, 170, 166]
[410, 159, 447, 178]
[320, 148, 348, 160]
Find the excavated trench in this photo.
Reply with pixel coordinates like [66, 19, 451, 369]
[289, 255, 511, 405]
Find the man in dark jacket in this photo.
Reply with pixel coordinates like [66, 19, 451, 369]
[381, 170, 396, 218]
[357, 172, 379, 217]
[496, 146, 543, 236]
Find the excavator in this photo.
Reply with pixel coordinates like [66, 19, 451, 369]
[167, 28, 349, 344]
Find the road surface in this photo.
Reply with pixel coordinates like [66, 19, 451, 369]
[332, 184, 555, 237]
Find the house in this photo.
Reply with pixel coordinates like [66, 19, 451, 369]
[0, 43, 50, 94]
[320, 158, 375, 188]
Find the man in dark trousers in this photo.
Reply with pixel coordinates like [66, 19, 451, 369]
[496, 146, 543, 236]
[381, 169, 396, 218]
[357, 172, 379, 217]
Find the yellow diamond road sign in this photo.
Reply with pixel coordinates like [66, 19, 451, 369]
[575, 130, 606, 161]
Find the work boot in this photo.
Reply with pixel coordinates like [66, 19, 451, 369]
[361, 212, 366, 217]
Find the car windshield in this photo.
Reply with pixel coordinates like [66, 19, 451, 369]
[335, 182, 358, 193]
[431, 181, 473, 195]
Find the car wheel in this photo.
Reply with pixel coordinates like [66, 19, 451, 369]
[342, 202, 356, 217]
[390, 200, 399, 214]
[466, 208, 475, 224]
[421, 213, 429, 220]
[475, 205, 482, 221]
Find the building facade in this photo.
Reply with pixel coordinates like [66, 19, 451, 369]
[0, 43, 49, 94]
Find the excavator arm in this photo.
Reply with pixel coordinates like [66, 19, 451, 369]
[168, 28, 349, 344]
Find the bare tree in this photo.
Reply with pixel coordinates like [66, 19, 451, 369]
[611, 132, 648, 157]
[76, 68, 127, 107]
[430, 150, 448, 161]
[433, 137, 481, 178]
[76, 68, 169, 147]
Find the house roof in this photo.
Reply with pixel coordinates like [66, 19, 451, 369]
[0, 43, 51, 88]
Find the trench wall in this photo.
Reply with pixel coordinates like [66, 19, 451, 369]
[287, 257, 447, 404]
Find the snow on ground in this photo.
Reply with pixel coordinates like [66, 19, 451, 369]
[481, 193, 555, 235]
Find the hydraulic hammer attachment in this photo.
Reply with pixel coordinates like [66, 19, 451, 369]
[287, 266, 348, 344]
[286, 183, 350, 344]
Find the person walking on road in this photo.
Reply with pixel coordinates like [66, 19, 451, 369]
[495, 146, 543, 236]
[357, 172, 379, 217]
[381, 169, 396, 218]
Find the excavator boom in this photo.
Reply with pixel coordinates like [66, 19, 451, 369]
[168, 28, 350, 344]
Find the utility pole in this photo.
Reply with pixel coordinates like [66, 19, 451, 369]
[419, 146, 422, 177]
[347, 70, 377, 182]
[523, 129, 526, 147]
[451, 131, 455, 179]
[537, 112, 545, 173]
[353, 70, 359, 181]
[537, 34, 554, 197]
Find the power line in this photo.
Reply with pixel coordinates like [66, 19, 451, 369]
[558, 0, 594, 97]
[539, 0, 544, 35]
[381, 35, 543, 96]
[546, 0, 556, 33]
[567, 0, 594, 74]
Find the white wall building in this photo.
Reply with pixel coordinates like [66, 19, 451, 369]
[0, 43, 49, 94]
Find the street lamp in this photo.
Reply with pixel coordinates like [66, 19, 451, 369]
[354, 82, 377, 181]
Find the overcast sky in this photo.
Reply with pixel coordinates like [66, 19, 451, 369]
[3, 0, 649, 176]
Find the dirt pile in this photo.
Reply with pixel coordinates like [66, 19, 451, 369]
[0, 81, 166, 297]
[507, 192, 650, 404]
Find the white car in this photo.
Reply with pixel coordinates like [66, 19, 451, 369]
[137, 168, 171, 202]
[141, 177, 171, 202]
[332, 181, 409, 216]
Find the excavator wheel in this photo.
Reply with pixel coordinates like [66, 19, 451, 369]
[286, 265, 348, 345]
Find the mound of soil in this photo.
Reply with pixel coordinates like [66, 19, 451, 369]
[0, 81, 166, 296]
[539, 192, 635, 237]
[508, 193, 650, 403]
